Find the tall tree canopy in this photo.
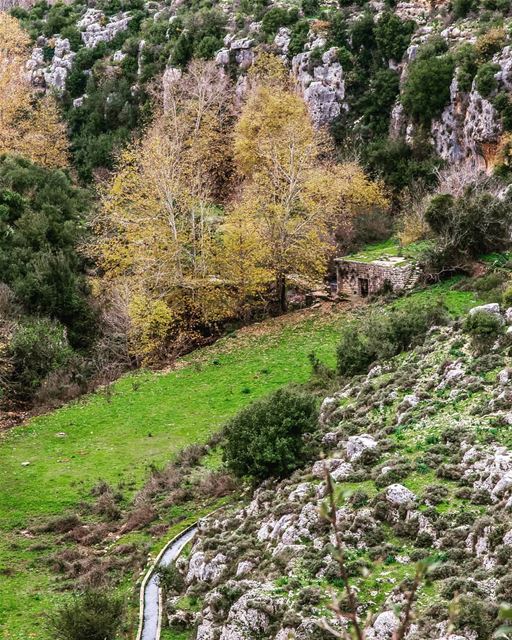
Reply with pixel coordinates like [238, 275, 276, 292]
[91, 61, 235, 360]
[92, 59, 387, 360]
[226, 84, 388, 310]
[0, 14, 68, 168]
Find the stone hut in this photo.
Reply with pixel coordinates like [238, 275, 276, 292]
[335, 255, 421, 298]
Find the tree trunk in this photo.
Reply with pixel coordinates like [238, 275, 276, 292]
[276, 274, 287, 313]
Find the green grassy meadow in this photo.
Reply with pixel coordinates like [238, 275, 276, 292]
[0, 283, 477, 639]
[0, 309, 349, 638]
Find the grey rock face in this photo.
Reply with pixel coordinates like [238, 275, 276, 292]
[385, 483, 416, 506]
[366, 610, 400, 639]
[462, 445, 512, 501]
[292, 49, 345, 127]
[27, 37, 75, 92]
[186, 551, 228, 585]
[312, 458, 353, 481]
[345, 434, 378, 461]
[217, 35, 255, 72]
[469, 303, 502, 317]
[218, 587, 283, 640]
[78, 9, 131, 49]
[27, 6, 130, 93]
[274, 27, 291, 55]
[393, 38, 512, 169]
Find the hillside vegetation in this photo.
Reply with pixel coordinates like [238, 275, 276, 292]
[163, 298, 512, 640]
[4, 0, 512, 635]
[4, 0, 512, 415]
[0, 307, 349, 638]
[0, 286, 477, 639]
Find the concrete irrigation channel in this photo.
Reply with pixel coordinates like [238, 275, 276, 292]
[136, 524, 197, 640]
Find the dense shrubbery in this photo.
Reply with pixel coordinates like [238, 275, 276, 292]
[8, 318, 74, 399]
[223, 388, 319, 481]
[452, 595, 497, 640]
[288, 19, 310, 56]
[327, 10, 413, 137]
[401, 54, 455, 124]
[47, 590, 124, 640]
[0, 156, 102, 407]
[455, 43, 478, 92]
[170, 9, 226, 66]
[452, 0, 476, 18]
[156, 562, 185, 595]
[363, 137, 441, 198]
[337, 299, 449, 376]
[475, 62, 500, 97]
[422, 187, 512, 273]
[374, 12, 415, 62]
[260, 6, 298, 37]
[0, 156, 95, 347]
[463, 310, 504, 352]
[13, 0, 227, 181]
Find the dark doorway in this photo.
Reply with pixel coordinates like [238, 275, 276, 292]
[358, 277, 369, 298]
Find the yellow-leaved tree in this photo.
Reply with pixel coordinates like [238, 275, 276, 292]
[91, 60, 235, 361]
[213, 203, 271, 320]
[221, 82, 388, 311]
[0, 14, 68, 168]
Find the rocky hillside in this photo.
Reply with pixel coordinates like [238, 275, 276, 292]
[166, 303, 512, 640]
[14, 0, 512, 178]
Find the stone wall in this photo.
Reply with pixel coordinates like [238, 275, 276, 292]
[336, 259, 421, 297]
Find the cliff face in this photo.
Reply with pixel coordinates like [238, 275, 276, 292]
[167, 304, 512, 640]
[390, 36, 512, 171]
[21, 0, 512, 172]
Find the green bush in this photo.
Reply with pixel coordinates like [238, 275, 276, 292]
[363, 137, 441, 195]
[493, 91, 512, 131]
[43, 1, 79, 37]
[288, 19, 310, 57]
[46, 590, 124, 640]
[223, 387, 318, 481]
[302, 0, 319, 16]
[327, 11, 349, 49]
[261, 7, 299, 36]
[475, 62, 500, 97]
[416, 35, 449, 61]
[452, 594, 497, 640]
[374, 12, 415, 61]
[65, 44, 108, 98]
[8, 318, 73, 399]
[502, 285, 512, 307]
[463, 310, 504, 352]
[455, 43, 478, 93]
[337, 299, 449, 376]
[484, 0, 510, 11]
[169, 8, 226, 67]
[155, 562, 184, 594]
[452, 0, 476, 18]
[401, 54, 455, 124]
[350, 12, 376, 61]
[195, 34, 223, 59]
[239, 0, 269, 19]
[424, 188, 512, 270]
[359, 68, 400, 137]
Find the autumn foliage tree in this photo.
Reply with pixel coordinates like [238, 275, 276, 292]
[223, 82, 388, 311]
[91, 61, 235, 361]
[0, 13, 68, 168]
[93, 57, 387, 361]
